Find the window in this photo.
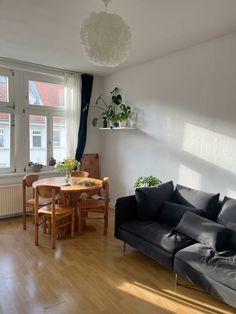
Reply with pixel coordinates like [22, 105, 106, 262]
[0, 129, 5, 147]
[28, 80, 65, 108]
[29, 115, 47, 165]
[0, 113, 11, 168]
[53, 116, 66, 162]
[0, 65, 79, 174]
[32, 130, 42, 148]
[0, 75, 9, 103]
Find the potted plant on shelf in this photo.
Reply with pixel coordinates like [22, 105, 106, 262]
[55, 157, 80, 184]
[116, 104, 131, 127]
[133, 176, 162, 188]
[92, 87, 131, 128]
[28, 161, 43, 173]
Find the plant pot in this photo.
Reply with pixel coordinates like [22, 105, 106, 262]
[32, 164, 41, 172]
[109, 120, 115, 128]
[119, 120, 127, 127]
[103, 118, 108, 128]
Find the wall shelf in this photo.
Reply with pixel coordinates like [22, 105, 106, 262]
[99, 127, 137, 130]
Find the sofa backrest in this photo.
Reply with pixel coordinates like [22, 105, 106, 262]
[172, 184, 220, 220]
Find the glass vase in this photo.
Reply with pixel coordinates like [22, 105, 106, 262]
[65, 172, 72, 185]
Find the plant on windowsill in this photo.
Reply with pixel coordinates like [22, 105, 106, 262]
[133, 176, 162, 189]
[92, 87, 131, 128]
[28, 161, 43, 173]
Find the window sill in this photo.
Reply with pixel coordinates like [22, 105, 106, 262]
[0, 169, 60, 179]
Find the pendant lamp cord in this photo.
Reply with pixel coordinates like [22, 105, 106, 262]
[102, 0, 111, 12]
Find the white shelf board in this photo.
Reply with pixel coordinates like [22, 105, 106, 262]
[99, 127, 137, 130]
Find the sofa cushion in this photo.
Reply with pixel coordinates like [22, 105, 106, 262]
[159, 201, 205, 227]
[120, 220, 194, 255]
[172, 184, 220, 220]
[226, 223, 236, 250]
[175, 212, 228, 251]
[135, 181, 174, 220]
[174, 243, 236, 292]
[217, 197, 236, 226]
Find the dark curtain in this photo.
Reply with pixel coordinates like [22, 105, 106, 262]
[75, 74, 94, 161]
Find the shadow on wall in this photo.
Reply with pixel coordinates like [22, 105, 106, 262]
[102, 116, 236, 201]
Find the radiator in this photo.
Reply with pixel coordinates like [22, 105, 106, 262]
[0, 184, 32, 218]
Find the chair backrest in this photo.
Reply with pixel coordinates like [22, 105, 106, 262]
[102, 177, 109, 210]
[22, 175, 39, 188]
[22, 175, 40, 205]
[35, 185, 61, 216]
[71, 170, 89, 178]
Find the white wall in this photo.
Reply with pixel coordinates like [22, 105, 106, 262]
[100, 32, 236, 204]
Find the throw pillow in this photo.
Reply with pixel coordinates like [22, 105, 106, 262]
[159, 201, 205, 226]
[135, 181, 174, 220]
[172, 184, 220, 220]
[175, 211, 227, 251]
[217, 197, 236, 226]
[226, 222, 236, 250]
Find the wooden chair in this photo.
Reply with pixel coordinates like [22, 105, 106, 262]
[71, 170, 89, 178]
[78, 177, 109, 235]
[22, 175, 52, 230]
[34, 185, 75, 249]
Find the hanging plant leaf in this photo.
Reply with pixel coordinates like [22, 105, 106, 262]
[112, 94, 122, 105]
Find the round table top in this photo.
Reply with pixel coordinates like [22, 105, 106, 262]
[32, 176, 103, 193]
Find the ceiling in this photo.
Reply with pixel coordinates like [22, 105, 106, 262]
[0, 0, 236, 76]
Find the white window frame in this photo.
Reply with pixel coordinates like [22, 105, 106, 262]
[32, 129, 42, 148]
[25, 72, 66, 167]
[0, 129, 5, 148]
[0, 68, 15, 173]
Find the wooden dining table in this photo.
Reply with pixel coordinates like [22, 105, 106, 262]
[32, 176, 103, 236]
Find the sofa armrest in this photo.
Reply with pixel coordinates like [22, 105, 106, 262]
[114, 195, 137, 237]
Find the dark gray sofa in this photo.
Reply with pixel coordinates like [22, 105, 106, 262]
[115, 182, 236, 309]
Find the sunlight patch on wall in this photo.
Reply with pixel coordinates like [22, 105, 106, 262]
[178, 165, 201, 189]
[182, 123, 236, 174]
[226, 189, 236, 199]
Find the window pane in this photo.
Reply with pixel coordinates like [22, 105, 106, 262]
[53, 116, 66, 162]
[29, 115, 47, 165]
[0, 75, 9, 103]
[0, 113, 10, 168]
[28, 80, 64, 108]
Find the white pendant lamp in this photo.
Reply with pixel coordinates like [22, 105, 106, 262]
[80, 0, 132, 67]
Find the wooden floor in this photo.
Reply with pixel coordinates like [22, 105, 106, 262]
[0, 211, 235, 314]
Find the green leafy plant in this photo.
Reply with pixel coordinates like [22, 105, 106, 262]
[116, 104, 131, 122]
[134, 176, 162, 188]
[92, 87, 130, 127]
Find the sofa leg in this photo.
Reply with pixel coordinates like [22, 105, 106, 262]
[123, 242, 126, 254]
[175, 273, 179, 288]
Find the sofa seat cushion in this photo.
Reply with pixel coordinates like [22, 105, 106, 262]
[120, 220, 194, 254]
[174, 243, 236, 291]
[172, 184, 220, 220]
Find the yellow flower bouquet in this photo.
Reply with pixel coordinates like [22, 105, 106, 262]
[55, 157, 80, 174]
